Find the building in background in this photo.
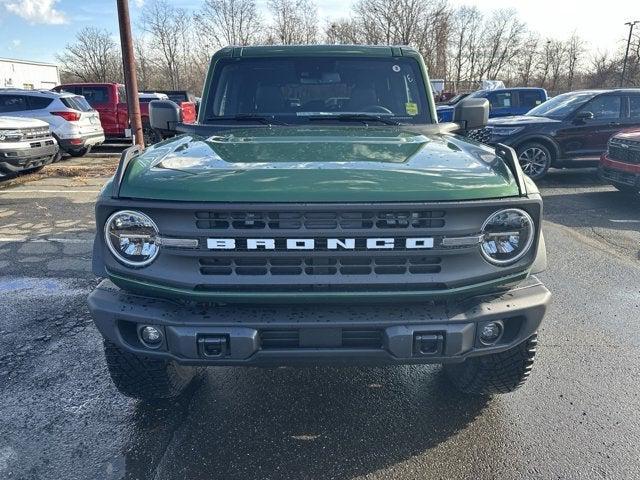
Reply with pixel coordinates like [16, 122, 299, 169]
[0, 58, 60, 90]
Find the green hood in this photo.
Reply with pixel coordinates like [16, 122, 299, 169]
[119, 126, 518, 202]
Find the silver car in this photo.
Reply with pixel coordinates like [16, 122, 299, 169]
[0, 89, 105, 157]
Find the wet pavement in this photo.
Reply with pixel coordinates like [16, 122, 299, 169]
[1, 166, 639, 479]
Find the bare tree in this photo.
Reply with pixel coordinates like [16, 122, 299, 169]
[448, 6, 482, 88]
[57, 27, 122, 82]
[267, 0, 318, 45]
[194, 0, 262, 49]
[139, 0, 190, 89]
[326, 18, 361, 44]
[565, 33, 585, 90]
[515, 33, 540, 86]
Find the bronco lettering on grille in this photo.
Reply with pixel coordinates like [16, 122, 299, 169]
[206, 238, 435, 250]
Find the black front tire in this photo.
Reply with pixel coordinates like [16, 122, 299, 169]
[103, 340, 202, 401]
[444, 334, 538, 395]
[67, 146, 90, 157]
[517, 142, 552, 180]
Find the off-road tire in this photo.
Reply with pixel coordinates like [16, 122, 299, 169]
[103, 340, 202, 401]
[444, 334, 538, 395]
[516, 142, 552, 180]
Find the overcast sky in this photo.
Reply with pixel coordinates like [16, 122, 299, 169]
[0, 0, 637, 63]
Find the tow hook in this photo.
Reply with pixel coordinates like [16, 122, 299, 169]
[197, 335, 229, 358]
[413, 333, 445, 356]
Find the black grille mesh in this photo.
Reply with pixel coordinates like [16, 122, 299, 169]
[199, 256, 442, 276]
[195, 210, 446, 231]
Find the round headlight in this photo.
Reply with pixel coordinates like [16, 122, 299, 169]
[104, 210, 160, 267]
[481, 208, 535, 266]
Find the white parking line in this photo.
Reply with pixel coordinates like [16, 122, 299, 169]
[0, 189, 100, 194]
[0, 237, 93, 243]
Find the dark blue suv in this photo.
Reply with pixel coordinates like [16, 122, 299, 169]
[437, 87, 547, 122]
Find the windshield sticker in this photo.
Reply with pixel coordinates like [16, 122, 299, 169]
[392, 64, 401, 72]
[405, 102, 418, 116]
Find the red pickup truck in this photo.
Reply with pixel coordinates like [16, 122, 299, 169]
[53, 83, 196, 145]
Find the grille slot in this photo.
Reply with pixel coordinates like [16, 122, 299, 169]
[341, 329, 383, 349]
[195, 210, 445, 231]
[259, 329, 382, 350]
[260, 330, 299, 349]
[199, 256, 442, 276]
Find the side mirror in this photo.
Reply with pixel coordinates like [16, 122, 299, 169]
[453, 98, 489, 130]
[574, 111, 594, 122]
[150, 100, 181, 134]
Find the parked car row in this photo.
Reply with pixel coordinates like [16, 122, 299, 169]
[437, 87, 547, 122]
[53, 83, 197, 146]
[465, 88, 640, 187]
[0, 82, 198, 177]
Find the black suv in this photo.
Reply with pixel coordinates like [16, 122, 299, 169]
[469, 89, 640, 179]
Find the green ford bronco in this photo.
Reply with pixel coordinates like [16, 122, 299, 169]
[88, 45, 550, 401]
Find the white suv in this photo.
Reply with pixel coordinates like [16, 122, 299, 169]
[0, 89, 105, 157]
[0, 116, 59, 177]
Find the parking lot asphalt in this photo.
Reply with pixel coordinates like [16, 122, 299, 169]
[1, 159, 639, 480]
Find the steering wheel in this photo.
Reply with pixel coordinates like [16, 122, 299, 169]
[360, 105, 393, 114]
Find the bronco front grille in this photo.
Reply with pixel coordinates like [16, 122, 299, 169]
[199, 256, 442, 276]
[466, 128, 492, 144]
[195, 210, 446, 231]
[609, 140, 640, 165]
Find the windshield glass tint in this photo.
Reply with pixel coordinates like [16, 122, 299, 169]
[206, 57, 430, 124]
[527, 91, 598, 118]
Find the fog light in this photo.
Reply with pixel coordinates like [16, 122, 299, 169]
[140, 325, 163, 346]
[479, 321, 503, 345]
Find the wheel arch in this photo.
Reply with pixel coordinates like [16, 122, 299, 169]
[513, 136, 560, 165]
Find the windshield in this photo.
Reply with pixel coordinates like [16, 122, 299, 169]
[527, 91, 599, 119]
[205, 57, 431, 124]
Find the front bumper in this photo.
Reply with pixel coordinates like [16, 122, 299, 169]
[0, 140, 59, 174]
[599, 155, 640, 188]
[88, 276, 550, 366]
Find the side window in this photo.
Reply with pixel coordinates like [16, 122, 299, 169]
[80, 87, 109, 105]
[629, 96, 640, 120]
[0, 95, 27, 113]
[487, 92, 512, 109]
[58, 86, 80, 95]
[520, 91, 544, 110]
[117, 86, 127, 104]
[27, 96, 54, 110]
[581, 95, 621, 120]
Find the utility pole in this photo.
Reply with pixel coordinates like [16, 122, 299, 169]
[116, 0, 144, 148]
[621, 20, 639, 88]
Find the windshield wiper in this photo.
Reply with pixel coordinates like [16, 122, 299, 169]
[307, 114, 400, 126]
[205, 114, 288, 125]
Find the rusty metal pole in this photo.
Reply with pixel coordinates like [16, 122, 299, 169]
[116, 0, 144, 147]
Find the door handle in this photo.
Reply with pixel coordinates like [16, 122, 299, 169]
[608, 122, 621, 127]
